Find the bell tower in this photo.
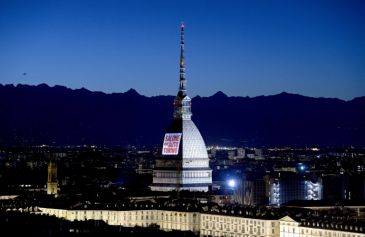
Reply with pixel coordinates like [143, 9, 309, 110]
[47, 160, 58, 196]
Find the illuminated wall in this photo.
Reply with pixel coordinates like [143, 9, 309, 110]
[37, 207, 365, 237]
[269, 177, 323, 205]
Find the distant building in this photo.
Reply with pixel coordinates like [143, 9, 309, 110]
[227, 150, 236, 160]
[230, 173, 323, 206]
[322, 173, 365, 201]
[254, 148, 264, 160]
[150, 23, 212, 192]
[241, 174, 270, 206]
[269, 174, 323, 205]
[47, 160, 58, 196]
[236, 148, 245, 159]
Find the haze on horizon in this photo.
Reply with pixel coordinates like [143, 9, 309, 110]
[0, 0, 364, 100]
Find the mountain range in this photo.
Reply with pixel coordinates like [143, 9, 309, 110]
[0, 83, 364, 147]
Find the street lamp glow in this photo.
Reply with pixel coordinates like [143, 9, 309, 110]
[228, 179, 236, 188]
[298, 163, 306, 171]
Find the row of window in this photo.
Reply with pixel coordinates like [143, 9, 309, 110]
[301, 228, 362, 237]
[44, 209, 364, 237]
[203, 221, 266, 233]
[155, 171, 210, 178]
[202, 215, 271, 227]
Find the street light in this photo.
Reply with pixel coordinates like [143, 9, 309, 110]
[227, 178, 243, 205]
[228, 179, 236, 188]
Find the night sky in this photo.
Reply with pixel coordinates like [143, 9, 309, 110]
[0, 0, 364, 100]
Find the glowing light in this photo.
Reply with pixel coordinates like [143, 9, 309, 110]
[228, 179, 236, 188]
[298, 163, 306, 171]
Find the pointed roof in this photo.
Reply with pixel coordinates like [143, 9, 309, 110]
[178, 21, 186, 98]
[180, 22, 185, 70]
[279, 216, 298, 223]
[174, 22, 192, 120]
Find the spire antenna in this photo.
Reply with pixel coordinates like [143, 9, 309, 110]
[174, 22, 192, 120]
[178, 21, 186, 97]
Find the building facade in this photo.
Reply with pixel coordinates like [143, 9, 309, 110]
[269, 175, 323, 205]
[150, 23, 212, 192]
[47, 160, 58, 196]
[38, 207, 365, 237]
[39, 207, 200, 233]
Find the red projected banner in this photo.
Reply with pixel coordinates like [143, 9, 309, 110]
[162, 133, 182, 155]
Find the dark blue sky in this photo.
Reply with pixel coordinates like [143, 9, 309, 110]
[1, 0, 364, 100]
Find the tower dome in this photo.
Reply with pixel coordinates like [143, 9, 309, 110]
[150, 23, 212, 192]
[163, 119, 209, 160]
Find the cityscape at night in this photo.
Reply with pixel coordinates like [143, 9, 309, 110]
[0, 0, 365, 237]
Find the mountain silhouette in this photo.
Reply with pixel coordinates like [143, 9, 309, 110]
[0, 83, 364, 147]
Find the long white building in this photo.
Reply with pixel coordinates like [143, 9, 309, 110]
[37, 206, 365, 237]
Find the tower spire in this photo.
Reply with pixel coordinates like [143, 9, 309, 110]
[178, 22, 186, 97]
[174, 22, 192, 120]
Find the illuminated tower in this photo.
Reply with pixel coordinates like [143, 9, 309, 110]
[151, 23, 212, 192]
[47, 160, 58, 196]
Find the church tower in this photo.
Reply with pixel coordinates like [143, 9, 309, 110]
[47, 160, 58, 196]
[151, 23, 212, 192]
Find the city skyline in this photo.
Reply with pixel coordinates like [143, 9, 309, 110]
[0, 1, 364, 235]
[1, 0, 365, 100]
